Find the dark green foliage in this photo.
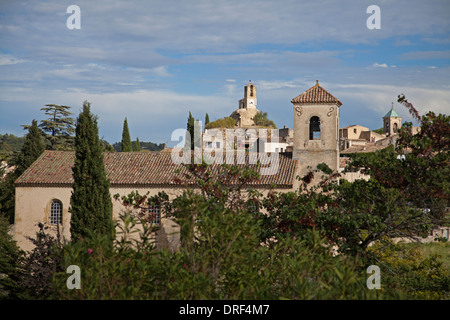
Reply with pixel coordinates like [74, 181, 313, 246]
[205, 113, 210, 126]
[348, 110, 449, 223]
[133, 137, 141, 151]
[112, 140, 164, 152]
[0, 133, 25, 156]
[0, 214, 24, 299]
[184, 112, 202, 150]
[14, 120, 45, 178]
[368, 240, 450, 299]
[253, 111, 277, 128]
[0, 120, 45, 223]
[69, 101, 114, 242]
[0, 166, 17, 224]
[51, 165, 375, 300]
[186, 111, 195, 150]
[18, 223, 64, 299]
[101, 139, 115, 152]
[372, 128, 384, 134]
[121, 118, 132, 152]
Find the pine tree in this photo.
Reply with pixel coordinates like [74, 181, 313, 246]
[69, 101, 114, 242]
[30, 104, 75, 150]
[121, 118, 132, 152]
[133, 137, 141, 151]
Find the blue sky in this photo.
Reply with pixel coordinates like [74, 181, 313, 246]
[1, 0, 449, 145]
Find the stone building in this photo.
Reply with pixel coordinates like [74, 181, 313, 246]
[13, 81, 353, 251]
[383, 105, 402, 136]
[291, 80, 341, 177]
[229, 82, 261, 127]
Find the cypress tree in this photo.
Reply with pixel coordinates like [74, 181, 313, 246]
[186, 112, 195, 150]
[205, 113, 210, 126]
[121, 118, 132, 152]
[133, 137, 141, 151]
[15, 120, 45, 177]
[69, 101, 114, 242]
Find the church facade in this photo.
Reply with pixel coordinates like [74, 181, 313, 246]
[13, 81, 351, 251]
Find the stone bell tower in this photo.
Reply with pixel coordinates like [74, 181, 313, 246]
[230, 82, 260, 127]
[291, 80, 342, 177]
[383, 103, 402, 136]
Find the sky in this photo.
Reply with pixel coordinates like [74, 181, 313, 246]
[0, 0, 449, 146]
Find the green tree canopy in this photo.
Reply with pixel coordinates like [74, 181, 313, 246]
[0, 120, 45, 223]
[15, 120, 45, 177]
[22, 104, 75, 150]
[133, 137, 141, 152]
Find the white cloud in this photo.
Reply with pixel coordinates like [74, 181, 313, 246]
[334, 83, 450, 118]
[371, 63, 389, 68]
[0, 54, 26, 66]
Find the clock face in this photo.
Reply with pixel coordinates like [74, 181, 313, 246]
[248, 99, 255, 106]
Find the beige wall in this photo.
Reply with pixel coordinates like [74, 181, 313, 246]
[14, 185, 294, 251]
[339, 125, 369, 140]
[384, 117, 402, 136]
[14, 186, 73, 252]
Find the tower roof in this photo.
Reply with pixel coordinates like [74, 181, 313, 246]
[383, 106, 400, 118]
[291, 80, 342, 106]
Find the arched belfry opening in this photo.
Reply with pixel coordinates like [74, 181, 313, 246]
[309, 116, 321, 140]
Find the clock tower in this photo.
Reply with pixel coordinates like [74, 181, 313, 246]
[238, 82, 257, 109]
[231, 82, 261, 127]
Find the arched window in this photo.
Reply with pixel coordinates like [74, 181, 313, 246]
[309, 116, 321, 140]
[393, 123, 398, 133]
[50, 200, 63, 225]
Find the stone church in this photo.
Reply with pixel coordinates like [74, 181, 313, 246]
[13, 81, 347, 251]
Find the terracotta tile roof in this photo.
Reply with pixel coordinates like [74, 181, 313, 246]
[291, 80, 342, 106]
[15, 150, 298, 188]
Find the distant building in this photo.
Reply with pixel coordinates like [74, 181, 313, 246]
[229, 82, 261, 128]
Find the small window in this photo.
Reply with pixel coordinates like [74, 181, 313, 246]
[250, 85, 254, 97]
[353, 128, 357, 134]
[50, 200, 63, 225]
[309, 116, 321, 140]
[148, 204, 161, 225]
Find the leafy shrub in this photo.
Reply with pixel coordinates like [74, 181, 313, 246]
[253, 111, 277, 128]
[367, 239, 450, 299]
[205, 117, 236, 129]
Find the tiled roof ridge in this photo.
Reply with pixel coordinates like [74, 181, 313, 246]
[15, 150, 297, 188]
[291, 80, 342, 106]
